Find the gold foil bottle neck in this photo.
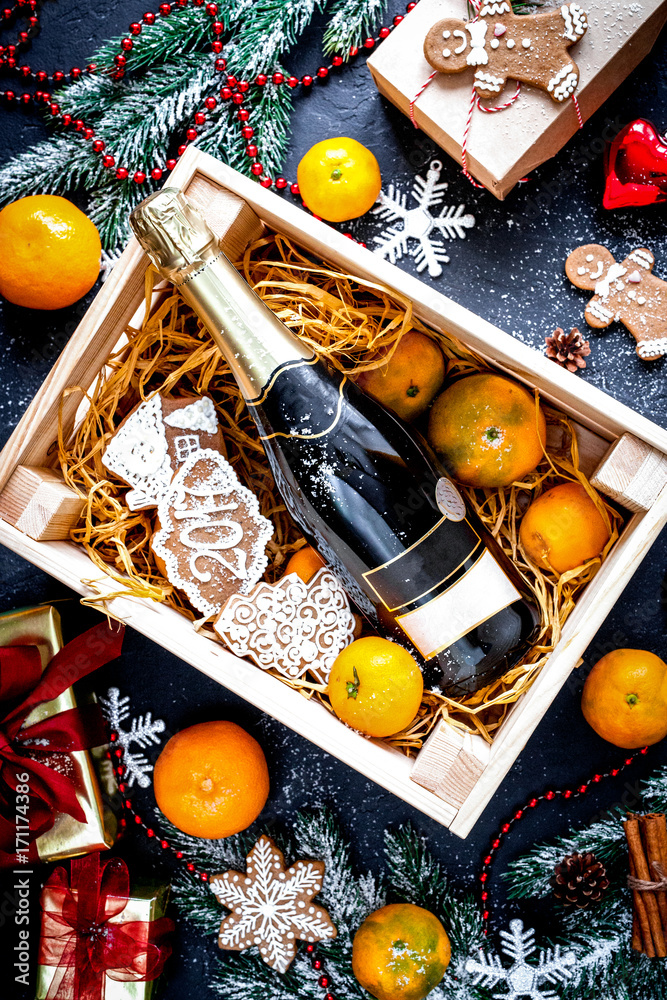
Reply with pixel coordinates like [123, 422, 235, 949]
[130, 187, 220, 284]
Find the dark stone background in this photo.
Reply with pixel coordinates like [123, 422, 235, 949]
[1, 2, 667, 997]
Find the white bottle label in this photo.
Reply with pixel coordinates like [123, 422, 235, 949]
[395, 549, 521, 659]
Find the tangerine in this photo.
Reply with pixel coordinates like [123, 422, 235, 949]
[153, 720, 269, 838]
[0, 195, 101, 310]
[356, 331, 446, 422]
[352, 903, 451, 1000]
[284, 545, 327, 583]
[582, 649, 667, 749]
[327, 636, 423, 738]
[297, 137, 381, 222]
[427, 373, 546, 487]
[519, 482, 610, 574]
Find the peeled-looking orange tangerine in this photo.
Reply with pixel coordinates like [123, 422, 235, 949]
[427, 373, 546, 487]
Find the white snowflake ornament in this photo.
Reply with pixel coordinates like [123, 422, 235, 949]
[210, 834, 337, 973]
[371, 160, 475, 278]
[99, 687, 166, 788]
[465, 919, 576, 1000]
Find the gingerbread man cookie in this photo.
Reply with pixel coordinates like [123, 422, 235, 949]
[152, 448, 274, 617]
[424, 2, 588, 102]
[102, 393, 224, 510]
[566, 245, 667, 360]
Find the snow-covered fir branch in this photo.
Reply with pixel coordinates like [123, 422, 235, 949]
[322, 0, 387, 57]
[167, 808, 493, 1000]
[227, 0, 327, 77]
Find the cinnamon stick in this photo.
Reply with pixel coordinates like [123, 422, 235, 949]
[627, 844, 656, 956]
[640, 814, 667, 937]
[632, 911, 642, 952]
[625, 815, 665, 957]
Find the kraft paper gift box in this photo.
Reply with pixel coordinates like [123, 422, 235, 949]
[367, 0, 667, 198]
[0, 605, 116, 863]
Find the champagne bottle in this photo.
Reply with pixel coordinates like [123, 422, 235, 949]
[130, 190, 539, 696]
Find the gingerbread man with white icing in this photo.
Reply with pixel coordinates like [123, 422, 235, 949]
[423, 2, 588, 102]
[566, 245, 667, 361]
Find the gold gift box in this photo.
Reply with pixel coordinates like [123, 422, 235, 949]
[0, 605, 116, 862]
[36, 883, 170, 1000]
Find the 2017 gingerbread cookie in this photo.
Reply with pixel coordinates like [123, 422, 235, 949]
[424, 2, 588, 103]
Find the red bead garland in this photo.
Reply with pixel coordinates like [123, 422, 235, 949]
[477, 745, 650, 934]
[107, 731, 339, 998]
[0, 0, 422, 192]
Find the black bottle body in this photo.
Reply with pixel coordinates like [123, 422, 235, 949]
[249, 357, 540, 696]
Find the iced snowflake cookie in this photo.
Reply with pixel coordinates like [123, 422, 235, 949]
[102, 393, 224, 510]
[565, 244, 667, 360]
[213, 568, 356, 685]
[152, 448, 274, 617]
[210, 834, 337, 973]
[424, 2, 588, 103]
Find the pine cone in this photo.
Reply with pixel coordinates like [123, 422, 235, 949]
[551, 851, 610, 908]
[545, 327, 591, 372]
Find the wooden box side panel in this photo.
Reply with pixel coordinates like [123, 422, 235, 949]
[450, 484, 667, 837]
[0, 240, 149, 491]
[0, 521, 459, 829]
[175, 150, 667, 454]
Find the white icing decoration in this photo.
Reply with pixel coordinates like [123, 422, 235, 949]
[210, 836, 336, 974]
[453, 28, 468, 54]
[443, 29, 451, 38]
[490, 38, 499, 48]
[442, 47, 451, 57]
[214, 569, 355, 685]
[595, 262, 627, 299]
[466, 21, 488, 65]
[637, 338, 667, 358]
[152, 448, 273, 617]
[163, 395, 218, 435]
[506, 38, 515, 48]
[547, 63, 577, 101]
[627, 270, 642, 283]
[629, 249, 654, 270]
[627, 291, 637, 301]
[102, 394, 222, 511]
[577, 266, 587, 275]
[480, 1, 510, 14]
[561, 3, 587, 41]
[102, 395, 173, 511]
[475, 70, 504, 93]
[589, 260, 604, 280]
[522, 38, 531, 48]
[638, 296, 646, 305]
[494, 22, 506, 36]
[587, 300, 613, 323]
[586, 254, 594, 262]
[173, 434, 201, 462]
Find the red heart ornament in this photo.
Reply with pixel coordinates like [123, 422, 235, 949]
[603, 119, 667, 210]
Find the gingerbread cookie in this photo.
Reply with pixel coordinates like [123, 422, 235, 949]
[214, 568, 356, 685]
[152, 448, 274, 617]
[102, 393, 224, 510]
[565, 245, 667, 360]
[210, 834, 337, 974]
[424, 2, 588, 103]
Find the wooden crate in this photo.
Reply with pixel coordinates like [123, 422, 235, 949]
[2, 146, 667, 838]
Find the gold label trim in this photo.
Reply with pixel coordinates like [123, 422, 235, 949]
[259, 374, 347, 441]
[248, 355, 319, 407]
[362, 518, 481, 613]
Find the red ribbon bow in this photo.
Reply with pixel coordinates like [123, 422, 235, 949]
[0, 621, 125, 862]
[39, 852, 174, 1000]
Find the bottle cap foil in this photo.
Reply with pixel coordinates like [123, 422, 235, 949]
[130, 188, 220, 284]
